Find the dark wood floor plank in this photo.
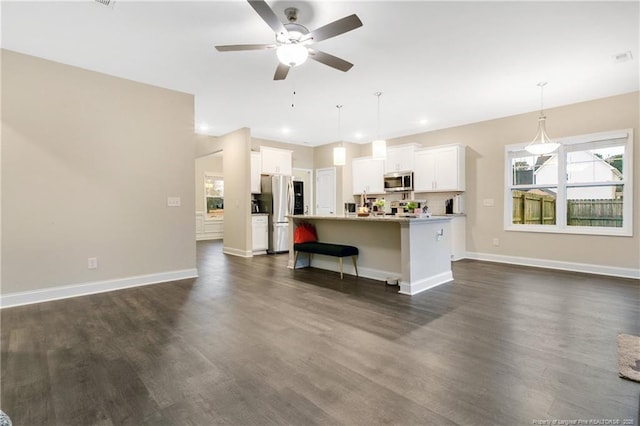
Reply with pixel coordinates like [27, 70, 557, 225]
[1, 240, 638, 425]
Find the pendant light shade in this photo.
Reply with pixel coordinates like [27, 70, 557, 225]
[525, 82, 559, 155]
[333, 146, 346, 166]
[333, 104, 346, 166]
[372, 139, 387, 159]
[372, 92, 387, 159]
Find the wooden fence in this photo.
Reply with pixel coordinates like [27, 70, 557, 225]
[512, 191, 622, 227]
[512, 191, 556, 224]
[566, 199, 623, 227]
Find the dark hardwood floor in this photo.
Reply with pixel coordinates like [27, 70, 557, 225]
[2, 240, 639, 425]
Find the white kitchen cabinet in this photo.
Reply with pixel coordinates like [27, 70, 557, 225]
[384, 144, 419, 173]
[352, 157, 385, 195]
[260, 146, 292, 175]
[252, 214, 268, 254]
[196, 212, 224, 241]
[251, 151, 261, 193]
[414, 144, 466, 192]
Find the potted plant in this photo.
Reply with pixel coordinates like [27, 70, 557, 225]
[406, 201, 418, 213]
[374, 199, 386, 214]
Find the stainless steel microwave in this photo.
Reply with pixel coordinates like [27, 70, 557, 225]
[384, 171, 413, 192]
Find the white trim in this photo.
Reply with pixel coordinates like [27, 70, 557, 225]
[466, 251, 640, 280]
[0, 268, 199, 309]
[222, 246, 253, 257]
[398, 271, 454, 296]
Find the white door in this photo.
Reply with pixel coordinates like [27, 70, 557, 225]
[316, 167, 336, 216]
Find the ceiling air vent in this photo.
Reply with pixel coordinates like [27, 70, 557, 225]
[94, 0, 115, 7]
[613, 51, 633, 63]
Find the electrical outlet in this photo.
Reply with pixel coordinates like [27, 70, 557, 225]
[88, 257, 98, 269]
[492, 238, 500, 246]
[167, 197, 181, 207]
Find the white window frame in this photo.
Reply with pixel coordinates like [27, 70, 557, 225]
[504, 129, 633, 237]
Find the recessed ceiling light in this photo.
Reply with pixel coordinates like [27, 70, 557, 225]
[282, 127, 291, 134]
[419, 119, 428, 125]
[354, 132, 363, 139]
[198, 124, 209, 133]
[613, 51, 633, 63]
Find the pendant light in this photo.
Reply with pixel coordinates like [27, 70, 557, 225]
[525, 82, 559, 155]
[333, 105, 346, 166]
[371, 91, 387, 159]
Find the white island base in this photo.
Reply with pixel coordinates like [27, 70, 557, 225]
[287, 215, 453, 296]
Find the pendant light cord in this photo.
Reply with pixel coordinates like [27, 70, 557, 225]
[375, 92, 382, 139]
[538, 82, 547, 116]
[337, 104, 343, 146]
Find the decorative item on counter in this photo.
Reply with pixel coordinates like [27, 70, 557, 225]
[357, 206, 370, 217]
[374, 199, 386, 215]
[406, 201, 418, 213]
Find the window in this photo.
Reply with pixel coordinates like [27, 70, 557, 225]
[204, 173, 224, 218]
[505, 129, 633, 236]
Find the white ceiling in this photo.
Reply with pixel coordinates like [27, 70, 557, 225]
[2, 1, 638, 147]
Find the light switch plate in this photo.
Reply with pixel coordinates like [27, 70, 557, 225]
[483, 198, 495, 207]
[167, 197, 181, 207]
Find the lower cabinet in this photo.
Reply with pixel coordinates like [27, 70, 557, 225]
[252, 215, 268, 254]
[196, 212, 223, 240]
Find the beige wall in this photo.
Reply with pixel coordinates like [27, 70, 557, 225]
[221, 129, 252, 255]
[1, 49, 196, 294]
[388, 91, 640, 270]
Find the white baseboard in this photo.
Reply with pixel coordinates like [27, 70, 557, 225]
[465, 252, 640, 279]
[223, 246, 253, 258]
[398, 270, 454, 296]
[0, 268, 199, 309]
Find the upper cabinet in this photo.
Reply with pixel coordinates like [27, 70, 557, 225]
[352, 157, 385, 194]
[384, 144, 420, 174]
[250, 151, 261, 194]
[414, 144, 466, 192]
[260, 146, 292, 176]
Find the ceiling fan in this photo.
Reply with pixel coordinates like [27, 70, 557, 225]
[215, 0, 363, 80]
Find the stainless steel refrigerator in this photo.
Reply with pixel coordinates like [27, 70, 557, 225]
[261, 175, 293, 253]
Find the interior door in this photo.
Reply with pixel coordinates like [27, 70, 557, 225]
[316, 167, 336, 216]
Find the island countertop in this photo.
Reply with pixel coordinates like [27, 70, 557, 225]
[288, 214, 452, 223]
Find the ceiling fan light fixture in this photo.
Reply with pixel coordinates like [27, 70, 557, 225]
[276, 43, 308, 67]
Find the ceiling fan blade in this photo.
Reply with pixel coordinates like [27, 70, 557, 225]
[274, 63, 290, 80]
[215, 44, 277, 52]
[308, 49, 354, 72]
[302, 14, 363, 44]
[248, 0, 288, 38]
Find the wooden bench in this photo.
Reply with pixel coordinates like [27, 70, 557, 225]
[293, 242, 359, 279]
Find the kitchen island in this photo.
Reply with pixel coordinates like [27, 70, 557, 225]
[287, 215, 453, 295]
